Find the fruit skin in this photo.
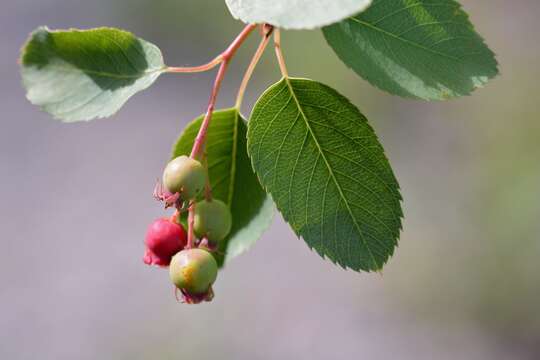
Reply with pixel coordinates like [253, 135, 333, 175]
[169, 248, 218, 295]
[143, 218, 187, 267]
[162, 155, 206, 200]
[194, 199, 232, 243]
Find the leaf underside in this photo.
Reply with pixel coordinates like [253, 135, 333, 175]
[173, 109, 274, 266]
[323, 0, 499, 100]
[225, 0, 372, 30]
[248, 78, 403, 272]
[20, 27, 165, 122]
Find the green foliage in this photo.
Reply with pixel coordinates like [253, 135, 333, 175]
[247, 78, 402, 271]
[323, 0, 499, 100]
[173, 109, 274, 266]
[20, 27, 165, 122]
[17, 1, 500, 274]
[225, 0, 372, 29]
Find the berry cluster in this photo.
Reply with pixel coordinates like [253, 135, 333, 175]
[144, 155, 232, 304]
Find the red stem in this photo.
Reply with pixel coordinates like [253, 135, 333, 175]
[185, 24, 257, 246]
[222, 24, 258, 61]
[189, 23, 257, 159]
[166, 56, 222, 73]
[190, 60, 228, 159]
[169, 210, 180, 224]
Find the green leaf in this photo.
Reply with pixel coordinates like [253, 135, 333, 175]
[247, 78, 402, 271]
[323, 0, 499, 100]
[225, 0, 372, 30]
[173, 109, 274, 266]
[20, 27, 165, 122]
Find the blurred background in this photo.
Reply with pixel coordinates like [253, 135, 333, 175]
[1, 1, 539, 359]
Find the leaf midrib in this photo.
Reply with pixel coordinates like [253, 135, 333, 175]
[227, 109, 240, 208]
[349, 17, 462, 63]
[370, 3, 457, 26]
[282, 77, 379, 269]
[30, 63, 165, 80]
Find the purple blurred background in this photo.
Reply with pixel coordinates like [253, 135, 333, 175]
[1, 1, 539, 359]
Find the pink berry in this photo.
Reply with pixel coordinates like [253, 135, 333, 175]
[143, 218, 186, 267]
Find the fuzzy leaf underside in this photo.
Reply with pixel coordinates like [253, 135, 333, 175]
[225, 0, 372, 29]
[323, 0, 499, 100]
[173, 109, 274, 266]
[247, 78, 403, 271]
[20, 27, 165, 122]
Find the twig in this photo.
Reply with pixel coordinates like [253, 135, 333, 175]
[189, 24, 257, 159]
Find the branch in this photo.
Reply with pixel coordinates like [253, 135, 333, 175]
[189, 24, 257, 159]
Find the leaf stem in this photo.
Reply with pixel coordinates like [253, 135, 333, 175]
[165, 23, 258, 74]
[165, 55, 223, 73]
[235, 24, 274, 110]
[273, 29, 289, 78]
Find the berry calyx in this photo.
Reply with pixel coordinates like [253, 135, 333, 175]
[143, 218, 187, 267]
[194, 199, 232, 243]
[162, 156, 206, 201]
[169, 248, 218, 296]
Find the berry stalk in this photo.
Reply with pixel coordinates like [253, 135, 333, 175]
[189, 60, 229, 159]
[189, 24, 257, 159]
[183, 24, 257, 246]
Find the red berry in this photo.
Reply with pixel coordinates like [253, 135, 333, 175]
[143, 218, 187, 267]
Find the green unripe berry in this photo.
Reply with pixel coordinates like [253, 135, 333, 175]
[163, 156, 206, 200]
[169, 248, 218, 295]
[194, 199, 232, 243]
